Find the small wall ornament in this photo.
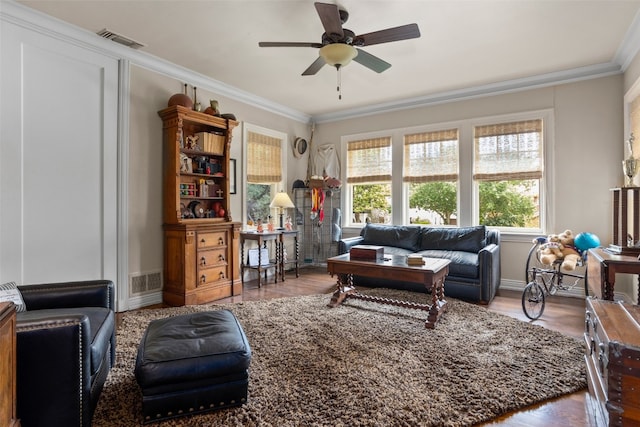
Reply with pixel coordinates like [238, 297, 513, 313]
[623, 133, 639, 187]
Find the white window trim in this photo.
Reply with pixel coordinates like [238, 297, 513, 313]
[241, 122, 288, 226]
[469, 109, 554, 235]
[341, 130, 394, 227]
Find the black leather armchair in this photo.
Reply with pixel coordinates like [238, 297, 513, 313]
[15, 280, 116, 427]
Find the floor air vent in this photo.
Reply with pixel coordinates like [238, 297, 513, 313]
[97, 29, 146, 49]
[129, 271, 162, 295]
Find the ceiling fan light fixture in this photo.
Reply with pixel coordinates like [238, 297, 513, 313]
[319, 43, 358, 67]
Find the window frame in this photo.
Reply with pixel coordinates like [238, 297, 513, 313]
[469, 110, 554, 234]
[342, 131, 394, 227]
[241, 122, 288, 227]
[340, 110, 554, 235]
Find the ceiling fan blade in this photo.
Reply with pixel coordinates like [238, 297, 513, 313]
[302, 56, 326, 76]
[353, 48, 391, 73]
[314, 2, 344, 39]
[355, 23, 420, 47]
[259, 42, 323, 48]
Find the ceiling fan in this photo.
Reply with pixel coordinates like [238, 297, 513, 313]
[259, 2, 420, 98]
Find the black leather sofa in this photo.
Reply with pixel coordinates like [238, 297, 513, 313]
[15, 280, 116, 427]
[338, 224, 501, 303]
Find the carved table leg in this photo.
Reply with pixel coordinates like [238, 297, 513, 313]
[425, 274, 448, 329]
[328, 273, 356, 308]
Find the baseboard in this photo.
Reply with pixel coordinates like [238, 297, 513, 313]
[499, 279, 633, 303]
[126, 291, 163, 310]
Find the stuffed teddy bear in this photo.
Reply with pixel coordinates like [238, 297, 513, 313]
[538, 234, 564, 266]
[557, 229, 581, 271]
[537, 229, 582, 270]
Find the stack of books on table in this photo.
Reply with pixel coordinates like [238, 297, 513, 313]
[407, 254, 425, 266]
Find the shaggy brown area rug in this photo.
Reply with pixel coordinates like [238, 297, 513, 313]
[93, 288, 586, 427]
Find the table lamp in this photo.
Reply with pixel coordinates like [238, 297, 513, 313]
[270, 191, 295, 229]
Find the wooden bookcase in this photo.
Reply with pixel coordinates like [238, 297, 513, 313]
[159, 106, 241, 305]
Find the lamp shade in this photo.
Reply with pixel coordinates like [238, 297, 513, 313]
[270, 191, 295, 209]
[319, 44, 358, 67]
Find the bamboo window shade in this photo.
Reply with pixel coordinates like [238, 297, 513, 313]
[404, 129, 459, 183]
[473, 119, 543, 181]
[247, 131, 282, 183]
[347, 137, 392, 184]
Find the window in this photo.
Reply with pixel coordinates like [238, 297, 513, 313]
[346, 136, 392, 225]
[244, 125, 287, 226]
[473, 119, 543, 229]
[404, 129, 459, 225]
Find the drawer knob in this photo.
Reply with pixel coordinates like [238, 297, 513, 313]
[218, 254, 225, 262]
[200, 238, 206, 244]
[200, 275, 206, 283]
[200, 257, 206, 266]
[218, 237, 224, 245]
[219, 271, 225, 279]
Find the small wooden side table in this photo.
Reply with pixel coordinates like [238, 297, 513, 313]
[587, 247, 640, 303]
[240, 231, 280, 287]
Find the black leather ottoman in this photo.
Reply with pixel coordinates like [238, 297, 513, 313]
[134, 309, 251, 423]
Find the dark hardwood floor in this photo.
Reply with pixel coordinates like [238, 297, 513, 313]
[156, 266, 591, 426]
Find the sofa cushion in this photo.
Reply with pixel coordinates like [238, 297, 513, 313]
[417, 250, 480, 278]
[361, 224, 421, 252]
[419, 225, 486, 253]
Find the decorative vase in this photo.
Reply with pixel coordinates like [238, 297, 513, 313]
[168, 83, 193, 109]
[204, 100, 220, 116]
[193, 86, 201, 112]
[623, 133, 639, 187]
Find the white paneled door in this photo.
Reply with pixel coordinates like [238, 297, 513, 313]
[1, 20, 119, 287]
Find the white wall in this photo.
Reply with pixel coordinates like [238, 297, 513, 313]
[0, 15, 119, 287]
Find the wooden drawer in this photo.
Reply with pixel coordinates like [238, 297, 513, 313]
[584, 298, 640, 426]
[197, 231, 227, 249]
[197, 266, 228, 286]
[197, 248, 227, 269]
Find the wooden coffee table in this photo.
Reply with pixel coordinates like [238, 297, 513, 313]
[326, 253, 450, 329]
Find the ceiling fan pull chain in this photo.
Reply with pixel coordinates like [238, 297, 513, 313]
[337, 64, 342, 100]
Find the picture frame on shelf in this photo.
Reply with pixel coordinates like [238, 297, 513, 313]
[230, 158, 237, 194]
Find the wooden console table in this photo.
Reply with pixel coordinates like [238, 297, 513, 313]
[587, 247, 640, 303]
[326, 254, 450, 329]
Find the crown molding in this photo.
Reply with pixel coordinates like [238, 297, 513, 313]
[615, 7, 640, 71]
[311, 62, 623, 123]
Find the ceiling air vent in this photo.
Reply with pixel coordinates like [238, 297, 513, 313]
[96, 28, 146, 50]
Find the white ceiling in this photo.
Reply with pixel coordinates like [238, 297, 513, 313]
[17, 0, 640, 119]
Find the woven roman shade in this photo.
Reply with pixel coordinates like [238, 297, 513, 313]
[404, 129, 459, 183]
[347, 137, 392, 183]
[473, 119, 543, 181]
[247, 131, 282, 183]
